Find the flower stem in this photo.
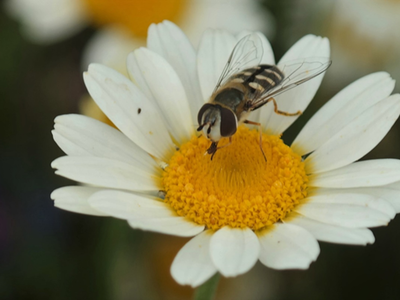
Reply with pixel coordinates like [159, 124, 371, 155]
[193, 273, 221, 300]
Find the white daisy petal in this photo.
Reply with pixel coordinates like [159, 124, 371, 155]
[309, 190, 396, 218]
[126, 50, 154, 101]
[52, 156, 160, 192]
[286, 213, 375, 245]
[209, 227, 260, 277]
[279, 35, 322, 62]
[296, 193, 394, 228]
[306, 94, 400, 174]
[128, 217, 204, 237]
[257, 223, 320, 270]
[89, 190, 204, 237]
[147, 20, 203, 120]
[197, 29, 237, 101]
[128, 48, 194, 143]
[88, 190, 168, 219]
[52, 130, 89, 156]
[256, 32, 275, 65]
[310, 159, 400, 188]
[369, 190, 400, 212]
[313, 186, 400, 213]
[171, 230, 217, 288]
[51, 186, 107, 216]
[234, 31, 275, 66]
[292, 72, 395, 155]
[385, 181, 400, 189]
[379, 182, 400, 212]
[261, 35, 330, 134]
[53, 114, 157, 170]
[83, 63, 175, 160]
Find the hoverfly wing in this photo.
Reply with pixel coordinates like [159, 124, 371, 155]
[249, 57, 331, 110]
[276, 57, 332, 92]
[213, 33, 264, 94]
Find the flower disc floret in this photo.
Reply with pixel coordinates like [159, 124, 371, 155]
[163, 126, 308, 230]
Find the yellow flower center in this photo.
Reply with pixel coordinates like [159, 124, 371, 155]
[82, 0, 187, 36]
[162, 126, 308, 231]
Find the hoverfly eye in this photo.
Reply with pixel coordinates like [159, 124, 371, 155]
[219, 107, 237, 137]
[197, 103, 214, 126]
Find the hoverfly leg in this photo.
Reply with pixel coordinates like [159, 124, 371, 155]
[215, 137, 232, 150]
[244, 120, 267, 162]
[206, 138, 233, 160]
[211, 151, 217, 161]
[268, 97, 302, 116]
[205, 142, 219, 160]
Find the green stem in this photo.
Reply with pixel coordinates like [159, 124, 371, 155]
[193, 273, 221, 300]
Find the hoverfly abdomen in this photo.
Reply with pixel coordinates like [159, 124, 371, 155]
[230, 64, 285, 96]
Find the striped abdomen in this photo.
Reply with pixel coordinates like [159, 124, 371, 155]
[229, 64, 284, 95]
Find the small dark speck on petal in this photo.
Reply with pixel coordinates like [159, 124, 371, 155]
[158, 190, 166, 199]
[138, 108, 142, 114]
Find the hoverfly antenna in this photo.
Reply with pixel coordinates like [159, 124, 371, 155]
[197, 124, 205, 131]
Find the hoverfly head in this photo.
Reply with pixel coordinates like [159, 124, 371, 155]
[197, 104, 237, 142]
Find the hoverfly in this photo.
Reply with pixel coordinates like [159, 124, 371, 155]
[197, 33, 331, 160]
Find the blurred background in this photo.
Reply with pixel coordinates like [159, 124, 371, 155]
[1, 0, 400, 299]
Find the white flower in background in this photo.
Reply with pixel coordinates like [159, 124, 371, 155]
[328, 0, 400, 83]
[5, 0, 274, 62]
[51, 21, 400, 287]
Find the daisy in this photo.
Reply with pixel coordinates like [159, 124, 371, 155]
[51, 21, 400, 288]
